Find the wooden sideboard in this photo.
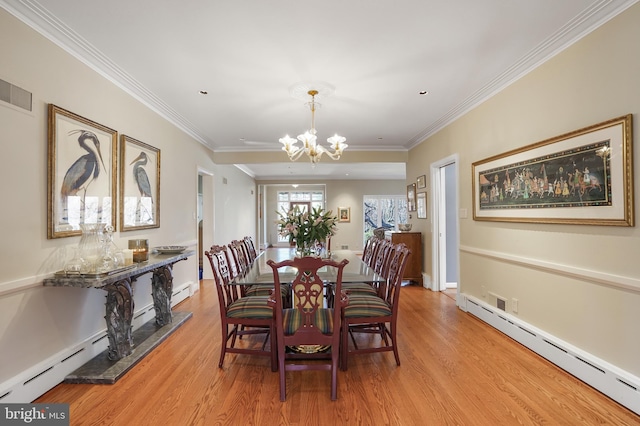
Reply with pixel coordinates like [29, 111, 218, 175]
[384, 231, 423, 285]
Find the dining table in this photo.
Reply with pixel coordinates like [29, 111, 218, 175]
[232, 247, 385, 286]
[233, 247, 383, 357]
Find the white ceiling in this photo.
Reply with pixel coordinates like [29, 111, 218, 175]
[3, 0, 636, 180]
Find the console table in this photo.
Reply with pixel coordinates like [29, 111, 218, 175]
[43, 250, 194, 383]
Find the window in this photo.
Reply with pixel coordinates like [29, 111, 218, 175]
[363, 195, 407, 242]
[276, 191, 324, 243]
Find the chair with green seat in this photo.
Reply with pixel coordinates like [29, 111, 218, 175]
[340, 243, 411, 370]
[267, 255, 349, 401]
[227, 239, 291, 306]
[205, 245, 276, 371]
[341, 238, 393, 299]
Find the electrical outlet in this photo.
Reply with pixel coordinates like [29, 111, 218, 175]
[512, 298, 519, 313]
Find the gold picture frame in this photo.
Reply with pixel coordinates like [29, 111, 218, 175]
[338, 207, 350, 222]
[407, 183, 417, 212]
[47, 104, 117, 239]
[417, 175, 426, 189]
[417, 192, 427, 219]
[120, 135, 161, 231]
[472, 114, 633, 226]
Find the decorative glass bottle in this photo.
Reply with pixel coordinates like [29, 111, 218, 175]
[97, 225, 123, 272]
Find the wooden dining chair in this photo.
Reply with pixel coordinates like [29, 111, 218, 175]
[243, 236, 258, 262]
[340, 239, 393, 300]
[228, 239, 291, 305]
[267, 255, 349, 401]
[229, 240, 251, 276]
[205, 245, 276, 371]
[340, 243, 411, 370]
[361, 236, 377, 266]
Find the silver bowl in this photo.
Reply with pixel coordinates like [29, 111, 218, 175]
[398, 223, 412, 231]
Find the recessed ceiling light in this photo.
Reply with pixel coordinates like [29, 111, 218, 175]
[199, 90, 208, 95]
[419, 90, 429, 95]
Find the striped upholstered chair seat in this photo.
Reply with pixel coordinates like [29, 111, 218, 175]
[342, 294, 392, 318]
[281, 308, 335, 335]
[244, 283, 291, 298]
[341, 282, 378, 297]
[226, 295, 274, 319]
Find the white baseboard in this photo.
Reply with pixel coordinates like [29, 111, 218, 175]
[0, 281, 193, 403]
[422, 273, 432, 290]
[463, 294, 640, 415]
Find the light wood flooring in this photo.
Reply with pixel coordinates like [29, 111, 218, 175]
[35, 280, 640, 425]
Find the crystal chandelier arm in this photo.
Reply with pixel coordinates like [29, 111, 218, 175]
[324, 134, 348, 160]
[279, 135, 304, 161]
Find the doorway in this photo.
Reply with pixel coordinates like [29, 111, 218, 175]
[430, 155, 460, 298]
[198, 170, 215, 280]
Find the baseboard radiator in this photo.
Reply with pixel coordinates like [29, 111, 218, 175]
[462, 294, 640, 415]
[0, 282, 192, 403]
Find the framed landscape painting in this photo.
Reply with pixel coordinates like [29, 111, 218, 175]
[47, 104, 117, 239]
[472, 114, 633, 226]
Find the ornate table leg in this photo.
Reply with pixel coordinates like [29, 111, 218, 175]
[104, 278, 134, 360]
[152, 264, 174, 326]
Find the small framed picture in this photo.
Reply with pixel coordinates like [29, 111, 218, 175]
[417, 175, 426, 189]
[407, 183, 417, 212]
[338, 207, 351, 222]
[417, 192, 427, 219]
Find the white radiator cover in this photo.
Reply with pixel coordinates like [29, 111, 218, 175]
[461, 294, 640, 415]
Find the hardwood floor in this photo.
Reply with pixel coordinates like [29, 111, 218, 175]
[36, 280, 639, 425]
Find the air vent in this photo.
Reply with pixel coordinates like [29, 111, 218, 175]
[0, 79, 32, 111]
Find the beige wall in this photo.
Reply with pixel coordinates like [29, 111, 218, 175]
[0, 8, 255, 392]
[407, 3, 640, 376]
[2, 0, 640, 402]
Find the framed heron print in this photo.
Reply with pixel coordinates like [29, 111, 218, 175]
[472, 114, 633, 226]
[120, 135, 160, 231]
[47, 104, 117, 239]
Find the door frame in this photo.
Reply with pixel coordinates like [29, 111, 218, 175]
[197, 168, 215, 281]
[430, 154, 460, 294]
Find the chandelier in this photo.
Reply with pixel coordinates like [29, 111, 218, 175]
[279, 89, 348, 164]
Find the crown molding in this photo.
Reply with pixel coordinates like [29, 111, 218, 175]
[407, 0, 639, 149]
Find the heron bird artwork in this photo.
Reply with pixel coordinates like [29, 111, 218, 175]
[129, 151, 154, 224]
[60, 130, 106, 223]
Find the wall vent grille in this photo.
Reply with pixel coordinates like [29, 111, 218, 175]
[0, 79, 32, 111]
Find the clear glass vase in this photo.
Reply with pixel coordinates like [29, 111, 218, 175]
[78, 223, 105, 273]
[295, 239, 313, 257]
